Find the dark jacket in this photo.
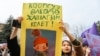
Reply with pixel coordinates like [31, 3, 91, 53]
[7, 20, 20, 56]
[7, 36, 20, 56]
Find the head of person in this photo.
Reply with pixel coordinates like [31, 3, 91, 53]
[82, 39, 89, 52]
[32, 29, 41, 37]
[62, 40, 72, 56]
[82, 42, 89, 53]
[33, 36, 48, 52]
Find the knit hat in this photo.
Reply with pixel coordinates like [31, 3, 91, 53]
[33, 36, 48, 46]
[32, 29, 41, 37]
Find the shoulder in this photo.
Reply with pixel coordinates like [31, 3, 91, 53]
[74, 43, 84, 56]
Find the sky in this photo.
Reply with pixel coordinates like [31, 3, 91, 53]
[0, 0, 100, 28]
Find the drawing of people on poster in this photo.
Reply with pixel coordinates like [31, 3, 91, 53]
[21, 3, 62, 56]
[25, 29, 56, 56]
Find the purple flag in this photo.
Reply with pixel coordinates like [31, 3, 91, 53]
[82, 38, 88, 46]
[81, 22, 99, 38]
[85, 33, 100, 56]
[89, 23, 99, 35]
[81, 29, 90, 38]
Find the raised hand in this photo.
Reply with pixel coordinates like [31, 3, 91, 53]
[17, 16, 23, 23]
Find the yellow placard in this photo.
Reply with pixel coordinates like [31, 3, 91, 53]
[21, 3, 62, 56]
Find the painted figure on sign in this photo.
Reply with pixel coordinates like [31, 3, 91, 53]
[32, 29, 48, 56]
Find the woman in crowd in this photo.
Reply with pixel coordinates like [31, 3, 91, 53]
[60, 22, 84, 56]
[82, 40, 91, 56]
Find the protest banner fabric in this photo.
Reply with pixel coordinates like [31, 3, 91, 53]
[85, 33, 100, 56]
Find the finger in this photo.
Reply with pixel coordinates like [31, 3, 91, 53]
[18, 16, 23, 20]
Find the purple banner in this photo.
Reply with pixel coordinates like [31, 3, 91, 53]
[85, 33, 100, 56]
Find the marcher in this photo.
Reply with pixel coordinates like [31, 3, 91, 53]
[7, 18, 21, 56]
[60, 22, 84, 56]
[82, 41, 90, 56]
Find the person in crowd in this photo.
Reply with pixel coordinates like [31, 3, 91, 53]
[62, 40, 76, 56]
[60, 22, 84, 56]
[7, 17, 22, 56]
[82, 41, 91, 56]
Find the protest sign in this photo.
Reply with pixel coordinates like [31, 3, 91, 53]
[21, 3, 62, 56]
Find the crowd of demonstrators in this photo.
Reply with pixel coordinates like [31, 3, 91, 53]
[5, 17, 91, 56]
